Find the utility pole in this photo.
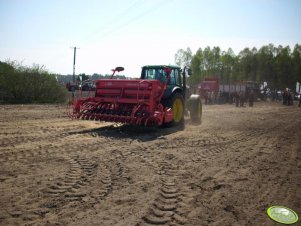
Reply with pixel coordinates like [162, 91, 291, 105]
[71, 47, 80, 83]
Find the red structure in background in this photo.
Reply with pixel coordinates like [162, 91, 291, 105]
[198, 77, 219, 96]
[197, 77, 260, 104]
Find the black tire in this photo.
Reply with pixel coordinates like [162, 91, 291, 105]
[189, 94, 202, 123]
[163, 92, 184, 127]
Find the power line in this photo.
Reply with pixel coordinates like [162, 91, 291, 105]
[106, 0, 173, 37]
[79, 0, 146, 44]
[48, 0, 173, 75]
[81, 0, 174, 44]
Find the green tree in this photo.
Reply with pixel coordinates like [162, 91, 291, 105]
[257, 44, 275, 86]
[292, 44, 301, 85]
[221, 48, 237, 83]
[174, 47, 193, 68]
[176, 43, 301, 91]
[274, 45, 293, 88]
[189, 48, 204, 85]
[211, 46, 222, 75]
[0, 61, 67, 103]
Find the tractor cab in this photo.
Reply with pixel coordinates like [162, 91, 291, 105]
[141, 65, 186, 100]
[140, 65, 195, 126]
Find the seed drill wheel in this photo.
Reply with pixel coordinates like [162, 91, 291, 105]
[189, 94, 202, 123]
[164, 92, 185, 127]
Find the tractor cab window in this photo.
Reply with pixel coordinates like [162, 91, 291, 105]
[169, 69, 182, 86]
[169, 69, 175, 84]
[141, 67, 181, 86]
[141, 68, 166, 83]
[176, 69, 182, 86]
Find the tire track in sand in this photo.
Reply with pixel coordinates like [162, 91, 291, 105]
[137, 154, 189, 226]
[41, 154, 112, 208]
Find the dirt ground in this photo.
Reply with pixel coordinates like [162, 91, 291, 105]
[0, 101, 300, 226]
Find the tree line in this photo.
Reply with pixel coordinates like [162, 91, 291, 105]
[0, 60, 128, 104]
[0, 61, 67, 104]
[175, 44, 301, 91]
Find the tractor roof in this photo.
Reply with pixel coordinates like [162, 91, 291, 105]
[142, 65, 181, 69]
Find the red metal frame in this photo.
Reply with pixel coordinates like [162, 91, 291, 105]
[70, 68, 174, 126]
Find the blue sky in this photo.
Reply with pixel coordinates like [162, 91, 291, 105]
[1, 0, 300, 77]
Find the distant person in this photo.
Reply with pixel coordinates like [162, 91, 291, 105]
[239, 91, 245, 107]
[288, 91, 293, 106]
[271, 90, 277, 102]
[209, 92, 214, 104]
[214, 92, 217, 104]
[249, 90, 254, 107]
[229, 92, 234, 104]
[283, 88, 288, 105]
[299, 93, 301, 108]
[204, 91, 208, 105]
[235, 92, 239, 107]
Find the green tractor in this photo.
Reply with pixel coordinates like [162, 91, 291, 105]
[140, 65, 202, 127]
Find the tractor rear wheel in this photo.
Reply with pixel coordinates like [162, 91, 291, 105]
[164, 92, 184, 127]
[189, 94, 202, 123]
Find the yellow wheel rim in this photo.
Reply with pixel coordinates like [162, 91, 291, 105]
[173, 98, 183, 123]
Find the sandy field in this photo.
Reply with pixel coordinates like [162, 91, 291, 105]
[0, 101, 300, 226]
